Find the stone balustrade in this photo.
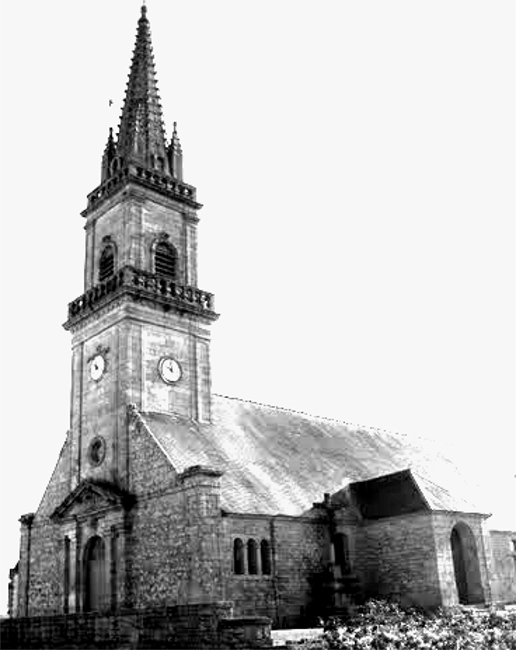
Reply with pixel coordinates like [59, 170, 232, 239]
[65, 266, 216, 329]
[83, 165, 200, 216]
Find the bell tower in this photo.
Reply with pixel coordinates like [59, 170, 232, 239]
[64, 5, 218, 491]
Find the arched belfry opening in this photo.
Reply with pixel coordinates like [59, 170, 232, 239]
[450, 522, 484, 604]
[154, 240, 176, 279]
[99, 241, 115, 282]
[83, 535, 106, 612]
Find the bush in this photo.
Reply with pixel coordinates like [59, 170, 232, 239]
[299, 599, 516, 650]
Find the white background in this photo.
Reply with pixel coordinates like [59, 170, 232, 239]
[0, 0, 515, 616]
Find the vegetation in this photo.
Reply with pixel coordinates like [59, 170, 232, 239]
[295, 600, 516, 650]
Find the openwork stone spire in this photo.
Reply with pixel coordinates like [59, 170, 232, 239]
[116, 4, 170, 174]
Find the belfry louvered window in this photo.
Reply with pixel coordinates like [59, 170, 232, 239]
[154, 241, 176, 279]
[99, 245, 115, 282]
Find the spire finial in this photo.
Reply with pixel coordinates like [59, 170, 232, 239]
[173, 121, 177, 134]
[141, 0, 147, 15]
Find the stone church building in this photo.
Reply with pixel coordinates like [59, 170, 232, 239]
[7, 3, 516, 636]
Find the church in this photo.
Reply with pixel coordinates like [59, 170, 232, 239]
[5, 4, 516, 645]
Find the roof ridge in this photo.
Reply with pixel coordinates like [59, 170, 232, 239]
[213, 392, 405, 437]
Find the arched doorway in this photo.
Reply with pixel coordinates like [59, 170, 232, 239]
[450, 523, 484, 604]
[83, 536, 106, 612]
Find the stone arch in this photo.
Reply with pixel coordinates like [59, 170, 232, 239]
[450, 522, 484, 604]
[83, 535, 106, 612]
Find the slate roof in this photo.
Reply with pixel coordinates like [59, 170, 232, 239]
[141, 394, 488, 518]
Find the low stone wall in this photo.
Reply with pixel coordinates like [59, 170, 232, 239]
[0, 603, 272, 649]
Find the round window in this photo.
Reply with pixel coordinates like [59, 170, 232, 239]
[88, 436, 106, 466]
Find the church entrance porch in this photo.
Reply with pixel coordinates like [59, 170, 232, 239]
[450, 522, 484, 604]
[83, 536, 106, 612]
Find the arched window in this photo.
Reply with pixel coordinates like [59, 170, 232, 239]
[154, 241, 176, 279]
[260, 539, 271, 575]
[233, 538, 245, 575]
[99, 244, 115, 282]
[247, 539, 258, 575]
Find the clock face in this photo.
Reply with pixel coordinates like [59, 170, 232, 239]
[90, 354, 105, 381]
[158, 356, 182, 384]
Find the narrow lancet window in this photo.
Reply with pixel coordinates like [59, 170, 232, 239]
[233, 538, 245, 575]
[260, 539, 271, 575]
[247, 539, 258, 575]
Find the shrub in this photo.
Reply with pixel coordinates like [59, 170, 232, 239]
[298, 599, 516, 650]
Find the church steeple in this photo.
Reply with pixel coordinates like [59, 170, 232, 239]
[84, 4, 199, 217]
[116, 4, 170, 175]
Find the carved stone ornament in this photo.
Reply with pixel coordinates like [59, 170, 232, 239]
[127, 403, 144, 433]
[87, 344, 111, 364]
[51, 479, 135, 521]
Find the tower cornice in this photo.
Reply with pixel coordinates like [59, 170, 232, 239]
[82, 165, 201, 218]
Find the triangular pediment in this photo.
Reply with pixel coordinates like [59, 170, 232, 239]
[51, 480, 135, 521]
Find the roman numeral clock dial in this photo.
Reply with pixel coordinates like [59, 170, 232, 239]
[158, 356, 182, 384]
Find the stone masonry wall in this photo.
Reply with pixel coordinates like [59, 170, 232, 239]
[431, 512, 492, 606]
[25, 520, 64, 616]
[127, 405, 177, 496]
[17, 435, 73, 616]
[128, 491, 190, 608]
[1, 603, 273, 649]
[129, 466, 224, 609]
[223, 514, 328, 627]
[355, 513, 442, 609]
[83, 190, 198, 293]
[489, 530, 516, 604]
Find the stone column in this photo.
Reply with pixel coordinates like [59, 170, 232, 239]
[109, 526, 118, 611]
[18, 513, 34, 617]
[102, 527, 112, 612]
[67, 526, 79, 613]
[75, 521, 83, 612]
